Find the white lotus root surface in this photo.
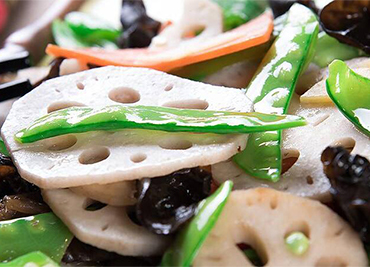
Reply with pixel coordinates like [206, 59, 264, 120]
[42, 188, 171, 256]
[150, 0, 222, 49]
[194, 189, 368, 267]
[70, 180, 137, 206]
[212, 94, 370, 201]
[1, 66, 252, 189]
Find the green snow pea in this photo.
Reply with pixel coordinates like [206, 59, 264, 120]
[161, 181, 233, 267]
[212, 0, 267, 31]
[0, 137, 9, 156]
[15, 105, 306, 144]
[0, 252, 58, 267]
[52, 14, 119, 49]
[0, 213, 73, 263]
[313, 32, 365, 68]
[65, 12, 121, 43]
[233, 4, 319, 182]
[326, 60, 370, 137]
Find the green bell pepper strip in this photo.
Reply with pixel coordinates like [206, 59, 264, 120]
[313, 32, 365, 68]
[212, 0, 268, 31]
[15, 105, 306, 144]
[161, 180, 233, 267]
[0, 252, 58, 267]
[65, 12, 121, 43]
[0, 137, 9, 157]
[326, 60, 370, 137]
[0, 213, 73, 263]
[233, 4, 319, 182]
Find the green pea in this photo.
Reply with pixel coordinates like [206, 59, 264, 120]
[285, 232, 309, 256]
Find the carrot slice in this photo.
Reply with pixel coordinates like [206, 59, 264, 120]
[46, 12, 273, 72]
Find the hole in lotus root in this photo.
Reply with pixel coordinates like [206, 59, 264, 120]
[159, 137, 193, 150]
[130, 153, 147, 163]
[83, 199, 107, 211]
[76, 82, 85, 90]
[47, 101, 85, 113]
[237, 226, 268, 266]
[315, 257, 347, 267]
[43, 135, 77, 151]
[306, 175, 314, 185]
[281, 149, 300, 174]
[109, 87, 140, 104]
[162, 99, 209, 110]
[79, 146, 110, 165]
[331, 137, 356, 153]
[284, 221, 311, 239]
[164, 84, 174, 91]
[269, 195, 278, 210]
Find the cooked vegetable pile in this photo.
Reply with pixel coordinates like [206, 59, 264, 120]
[0, 0, 370, 266]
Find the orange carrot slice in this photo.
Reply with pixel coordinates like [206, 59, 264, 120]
[46, 12, 273, 72]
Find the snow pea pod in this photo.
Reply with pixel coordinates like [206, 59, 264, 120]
[313, 32, 365, 68]
[0, 137, 9, 156]
[65, 12, 121, 43]
[233, 4, 319, 182]
[0, 252, 58, 267]
[212, 0, 267, 31]
[326, 60, 370, 137]
[0, 213, 73, 263]
[15, 105, 306, 144]
[52, 12, 120, 49]
[161, 180, 233, 267]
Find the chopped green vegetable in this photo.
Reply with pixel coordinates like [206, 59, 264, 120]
[52, 13, 120, 49]
[65, 12, 121, 43]
[0, 213, 73, 263]
[0, 137, 9, 156]
[285, 232, 310, 256]
[313, 32, 365, 68]
[212, 0, 268, 31]
[0, 252, 58, 267]
[161, 181, 233, 267]
[15, 105, 306, 144]
[326, 60, 370, 137]
[233, 4, 319, 182]
[52, 19, 90, 48]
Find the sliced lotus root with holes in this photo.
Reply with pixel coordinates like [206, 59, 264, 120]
[212, 94, 370, 201]
[301, 68, 370, 106]
[42, 188, 171, 256]
[193, 188, 368, 267]
[1, 66, 252, 189]
[70, 180, 137, 206]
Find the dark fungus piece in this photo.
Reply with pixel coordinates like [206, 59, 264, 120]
[118, 0, 160, 48]
[268, 0, 317, 18]
[320, 0, 370, 53]
[136, 168, 212, 235]
[321, 146, 370, 243]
